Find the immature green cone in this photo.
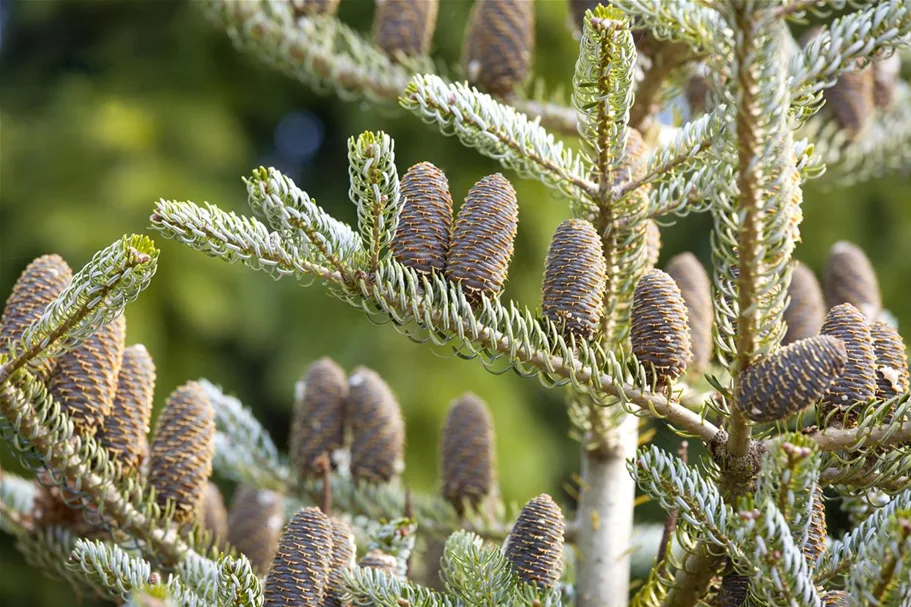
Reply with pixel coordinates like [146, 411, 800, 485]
[440, 393, 496, 514]
[147, 381, 215, 524]
[541, 219, 607, 342]
[48, 313, 126, 439]
[665, 253, 713, 373]
[325, 519, 356, 607]
[872, 54, 901, 108]
[870, 321, 910, 399]
[199, 482, 228, 544]
[631, 269, 693, 389]
[289, 357, 348, 479]
[824, 65, 874, 139]
[0, 254, 72, 378]
[347, 367, 405, 483]
[263, 507, 332, 607]
[504, 494, 564, 589]
[446, 173, 519, 303]
[823, 241, 881, 320]
[98, 344, 156, 475]
[358, 549, 399, 575]
[783, 262, 826, 345]
[392, 162, 453, 275]
[373, 0, 439, 60]
[738, 335, 847, 423]
[819, 304, 877, 424]
[289, 0, 340, 17]
[227, 485, 286, 574]
[461, 0, 534, 97]
[717, 574, 749, 607]
[645, 220, 661, 270]
[803, 485, 827, 566]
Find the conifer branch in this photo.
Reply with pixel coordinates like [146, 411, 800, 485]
[610, 0, 733, 57]
[348, 131, 401, 274]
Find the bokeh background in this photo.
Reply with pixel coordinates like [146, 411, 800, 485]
[1, 0, 909, 603]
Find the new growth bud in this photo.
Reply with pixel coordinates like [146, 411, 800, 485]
[738, 335, 847, 423]
[290, 357, 348, 479]
[446, 173, 519, 303]
[392, 162, 453, 275]
[347, 367, 405, 483]
[461, 0, 534, 97]
[147, 381, 215, 524]
[504, 494, 565, 589]
[631, 269, 693, 389]
[263, 507, 332, 607]
[541, 219, 607, 342]
[440, 393, 496, 515]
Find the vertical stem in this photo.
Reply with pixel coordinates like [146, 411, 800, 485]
[662, 544, 723, 607]
[577, 413, 638, 607]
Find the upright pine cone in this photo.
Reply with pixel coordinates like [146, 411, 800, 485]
[263, 507, 332, 607]
[461, 0, 535, 97]
[824, 242, 881, 320]
[645, 220, 662, 270]
[358, 550, 399, 575]
[446, 174, 519, 303]
[541, 219, 607, 342]
[803, 485, 827, 566]
[147, 381, 215, 524]
[870, 321, 910, 399]
[665, 253, 713, 373]
[373, 0, 439, 60]
[48, 314, 126, 439]
[227, 485, 286, 574]
[347, 367, 405, 483]
[98, 344, 156, 475]
[504, 494, 564, 589]
[325, 519, 356, 607]
[631, 269, 693, 389]
[824, 64, 874, 138]
[0, 254, 72, 379]
[440, 393, 496, 514]
[784, 262, 826, 345]
[738, 335, 847, 423]
[289, 0, 340, 17]
[289, 357, 348, 479]
[199, 482, 228, 544]
[392, 162, 453, 275]
[872, 54, 901, 108]
[819, 303, 877, 424]
[717, 574, 750, 607]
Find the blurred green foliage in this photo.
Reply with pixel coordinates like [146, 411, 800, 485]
[0, 0, 909, 604]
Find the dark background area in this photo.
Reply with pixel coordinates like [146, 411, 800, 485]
[1, 1, 909, 603]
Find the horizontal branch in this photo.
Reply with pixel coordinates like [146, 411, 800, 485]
[807, 420, 911, 452]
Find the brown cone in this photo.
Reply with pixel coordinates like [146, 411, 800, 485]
[872, 54, 901, 109]
[823, 241, 881, 320]
[446, 173, 519, 303]
[48, 314, 126, 439]
[440, 393, 496, 514]
[199, 482, 228, 546]
[392, 162, 453, 275]
[263, 507, 332, 607]
[227, 484, 286, 575]
[645, 220, 661, 270]
[147, 381, 215, 524]
[870, 321, 909, 400]
[373, 0, 439, 60]
[504, 494, 564, 589]
[803, 485, 827, 566]
[783, 262, 826, 345]
[818, 303, 877, 424]
[738, 335, 847, 423]
[289, 357, 348, 479]
[541, 219, 607, 342]
[289, 0, 340, 17]
[631, 269, 693, 389]
[461, 0, 534, 97]
[821, 591, 854, 607]
[825, 64, 875, 139]
[717, 573, 750, 607]
[347, 367, 405, 483]
[98, 344, 156, 475]
[324, 518, 356, 607]
[665, 253, 713, 373]
[358, 549, 399, 575]
[0, 254, 73, 379]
